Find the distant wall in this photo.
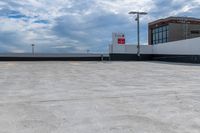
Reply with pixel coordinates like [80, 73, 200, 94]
[109, 44, 153, 54]
[109, 37, 200, 62]
[153, 37, 200, 55]
[0, 53, 110, 61]
[109, 44, 153, 61]
[110, 37, 200, 55]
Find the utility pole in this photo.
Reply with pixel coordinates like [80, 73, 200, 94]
[129, 11, 148, 58]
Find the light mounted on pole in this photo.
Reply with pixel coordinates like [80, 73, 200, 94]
[129, 11, 147, 58]
[31, 44, 35, 55]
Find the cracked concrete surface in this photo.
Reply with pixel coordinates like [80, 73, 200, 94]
[0, 61, 200, 133]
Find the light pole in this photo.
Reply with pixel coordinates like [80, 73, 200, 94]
[129, 11, 147, 58]
[31, 44, 35, 55]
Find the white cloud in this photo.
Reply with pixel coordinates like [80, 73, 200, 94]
[169, 0, 200, 16]
[96, 0, 155, 14]
[0, 0, 199, 53]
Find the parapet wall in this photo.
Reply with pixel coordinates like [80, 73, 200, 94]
[0, 53, 110, 61]
[109, 44, 153, 54]
[109, 37, 200, 63]
[153, 37, 200, 55]
[110, 37, 200, 55]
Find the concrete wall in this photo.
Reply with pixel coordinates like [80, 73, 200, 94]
[188, 24, 200, 39]
[0, 53, 109, 57]
[110, 37, 200, 55]
[169, 23, 200, 42]
[109, 44, 153, 54]
[153, 37, 200, 55]
[109, 37, 200, 62]
[169, 23, 185, 42]
[0, 53, 110, 61]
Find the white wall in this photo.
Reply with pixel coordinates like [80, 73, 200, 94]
[109, 44, 152, 54]
[110, 37, 200, 55]
[141, 45, 153, 54]
[153, 37, 200, 55]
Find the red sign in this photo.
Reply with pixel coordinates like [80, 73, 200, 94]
[118, 38, 125, 45]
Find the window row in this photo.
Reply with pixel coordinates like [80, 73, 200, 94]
[153, 31, 168, 40]
[152, 25, 169, 34]
[152, 38, 168, 44]
[152, 25, 169, 45]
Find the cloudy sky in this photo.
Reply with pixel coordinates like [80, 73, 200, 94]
[0, 0, 200, 53]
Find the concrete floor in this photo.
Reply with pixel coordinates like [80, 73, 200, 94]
[0, 61, 200, 133]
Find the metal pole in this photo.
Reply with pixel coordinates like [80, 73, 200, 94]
[137, 13, 140, 57]
[129, 11, 147, 59]
[32, 44, 35, 55]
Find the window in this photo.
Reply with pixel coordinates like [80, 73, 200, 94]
[153, 40, 156, 44]
[163, 26, 167, 31]
[151, 25, 169, 45]
[163, 31, 166, 38]
[163, 38, 167, 43]
[159, 27, 162, 32]
[153, 34, 156, 40]
[159, 32, 162, 39]
[156, 33, 159, 40]
[153, 29, 156, 34]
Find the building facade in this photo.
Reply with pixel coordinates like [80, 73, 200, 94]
[148, 17, 200, 45]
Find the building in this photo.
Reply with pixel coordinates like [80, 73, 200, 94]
[109, 17, 200, 63]
[148, 17, 200, 45]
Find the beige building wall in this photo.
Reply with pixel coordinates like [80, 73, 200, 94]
[168, 23, 185, 42]
[167, 23, 200, 42]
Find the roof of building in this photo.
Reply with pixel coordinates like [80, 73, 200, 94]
[149, 16, 200, 26]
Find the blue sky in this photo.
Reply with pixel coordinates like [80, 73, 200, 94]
[0, 0, 200, 53]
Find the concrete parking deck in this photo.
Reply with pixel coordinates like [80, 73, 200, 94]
[0, 61, 200, 133]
